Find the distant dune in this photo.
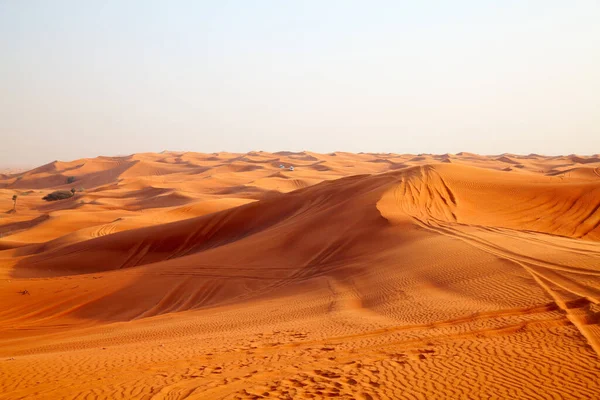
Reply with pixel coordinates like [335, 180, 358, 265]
[1, 151, 599, 399]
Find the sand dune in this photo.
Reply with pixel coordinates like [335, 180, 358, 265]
[1, 152, 599, 399]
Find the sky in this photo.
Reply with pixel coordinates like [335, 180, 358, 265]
[1, 1, 599, 166]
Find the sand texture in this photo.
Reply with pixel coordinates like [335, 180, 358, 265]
[1, 151, 599, 399]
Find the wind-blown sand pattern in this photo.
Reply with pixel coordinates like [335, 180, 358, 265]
[1, 151, 599, 399]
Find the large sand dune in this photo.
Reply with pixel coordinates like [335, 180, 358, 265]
[1, 152, 599, 399]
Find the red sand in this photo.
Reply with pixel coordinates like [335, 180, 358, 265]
[1, 152, 599, 399]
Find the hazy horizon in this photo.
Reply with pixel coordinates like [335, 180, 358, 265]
[2, 1, 599, 167]
[5, 149, 600, 171]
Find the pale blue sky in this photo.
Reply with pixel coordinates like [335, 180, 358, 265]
[1, 1, 599, 166]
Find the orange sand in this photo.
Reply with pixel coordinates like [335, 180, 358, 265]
[1, 151, 599, 399]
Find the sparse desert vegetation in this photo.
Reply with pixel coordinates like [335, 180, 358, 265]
[42, 190, 75, 201]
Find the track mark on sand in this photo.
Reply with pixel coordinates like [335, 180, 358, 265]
[523, 265, 600, 356]
[408, 219, 600, 359]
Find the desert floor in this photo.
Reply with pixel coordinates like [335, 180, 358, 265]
[1, 151, 599, 399]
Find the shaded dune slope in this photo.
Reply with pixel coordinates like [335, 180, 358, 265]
[13, 173, 391, 277]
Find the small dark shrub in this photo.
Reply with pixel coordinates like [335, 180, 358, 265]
[42, 190, 74, 201]
[66, 176, 76, 184]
